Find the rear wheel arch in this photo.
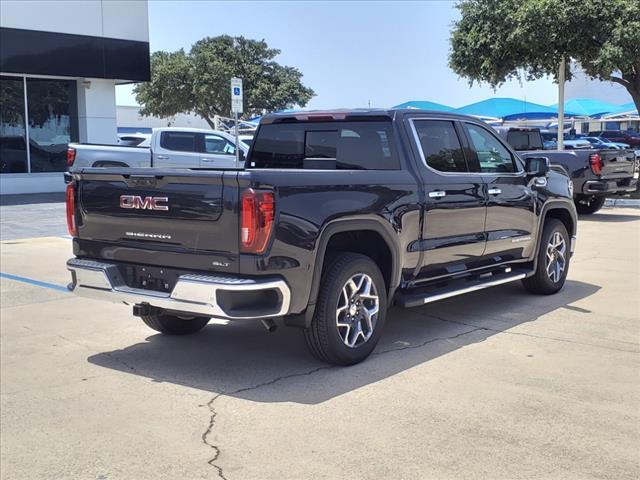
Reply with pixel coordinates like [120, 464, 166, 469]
[310, 219, 400, 309]
[92, 161, 129, 168]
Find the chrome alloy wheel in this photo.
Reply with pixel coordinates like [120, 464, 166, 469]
[546, 231, 566, 283]
[335, 273, 379, 348]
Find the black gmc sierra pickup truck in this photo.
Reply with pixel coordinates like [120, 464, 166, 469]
[66, 110, 577, 365]
[494, 127, 639, 213]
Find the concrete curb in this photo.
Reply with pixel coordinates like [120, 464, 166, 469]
[605, 198, 640, 208]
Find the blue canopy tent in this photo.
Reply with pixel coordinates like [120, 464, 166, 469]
[392, 100, 453, 111]
[609, 102, 639, 115]
[550, 98, 620, 117]
[453, 97, 562, 120]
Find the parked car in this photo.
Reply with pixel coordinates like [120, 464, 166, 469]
[538, 131, 593, 150]
[495, 127, 639, 214]
[66, 109, 579, 365]
[67, 128, 249, 170]
[590, 130, 640, 147]
[582, 136, 625, 150]
[563, 139, 594, 150]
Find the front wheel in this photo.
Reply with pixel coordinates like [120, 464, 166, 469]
[304, 252, 387, 366]
[522, 219, 570, 295]
[141, 312, 210, 335]
[574, 194, 605, 214]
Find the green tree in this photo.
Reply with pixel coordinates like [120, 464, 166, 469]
[449, 0, 640, 113]
[134, 36, 315, 128]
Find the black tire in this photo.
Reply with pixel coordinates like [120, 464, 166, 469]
[304, 252, 388, 366]
[522, 219, 570, 295]
[574, 194, 605, 214]
[141, 312, 209, 335]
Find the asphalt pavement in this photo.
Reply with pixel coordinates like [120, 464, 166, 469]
[0, 202, 638, 479]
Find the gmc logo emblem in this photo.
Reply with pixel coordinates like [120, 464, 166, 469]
[120, 195, 169, 211]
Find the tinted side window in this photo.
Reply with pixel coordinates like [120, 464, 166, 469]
[204, 134, 235, 155]
[160, 132, 198, 152]
[465, 123, 516, 173]
[412, 120, 468, 173]
[250, 121, 398, 170]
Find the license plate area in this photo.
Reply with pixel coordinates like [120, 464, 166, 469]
[118, 264, 182, 293]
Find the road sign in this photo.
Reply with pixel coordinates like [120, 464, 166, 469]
[231, 77, 243, 114]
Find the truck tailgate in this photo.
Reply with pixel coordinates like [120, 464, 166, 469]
[599, 149, 636, 179]
[74, 169, 240, 273]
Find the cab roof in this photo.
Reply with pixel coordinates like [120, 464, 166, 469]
[259, 109, 480, 124]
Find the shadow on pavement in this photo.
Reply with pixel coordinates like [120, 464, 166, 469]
[88, 280, 600, 405]
[0, 192, 65, 206]
[579, 212, 639, 223]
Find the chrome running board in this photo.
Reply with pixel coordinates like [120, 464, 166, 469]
[395, 268, 530, 308]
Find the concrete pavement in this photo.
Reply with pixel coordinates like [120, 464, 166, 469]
[1, 208, 639, 479]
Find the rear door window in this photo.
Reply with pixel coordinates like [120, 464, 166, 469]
[412, 120, 468, 173]
[160, 132, 199, 152]
[249, 121, 398, 169]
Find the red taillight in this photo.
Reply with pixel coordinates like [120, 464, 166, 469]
[589, 153, 603, 176]
[240, 189, 275, 254]
[66, 147, 76, 167]
[66, 183, 77, 236]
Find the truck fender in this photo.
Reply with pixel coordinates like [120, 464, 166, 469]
[531, 200, 577, 271]
[285, 217, 400, 329]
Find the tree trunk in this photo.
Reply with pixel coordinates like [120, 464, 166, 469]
[201, 115, 216, 130]
[609, 73, 640, 114]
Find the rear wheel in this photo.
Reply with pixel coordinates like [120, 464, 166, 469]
[141, 312, 209, 335]
[304, 252, 387, 366]
[574, 194, 605, 214]
[522, 219, 570, 295]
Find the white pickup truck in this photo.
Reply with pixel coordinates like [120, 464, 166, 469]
[67, 128, 249, 170]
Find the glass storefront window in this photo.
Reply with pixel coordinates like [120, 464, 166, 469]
[0, 76, 79, 175]
[26, 78, 78, 172]
[0, 76, 28, 173]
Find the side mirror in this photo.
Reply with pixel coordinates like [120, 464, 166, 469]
[525, 156, 550, 177]
[239, 149, 246, 161]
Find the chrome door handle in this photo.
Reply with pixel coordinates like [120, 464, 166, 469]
[428, 190, 447, 198]
[155, 155, 168, 160]
[488, 188, 502, 195]
[201, 157, 216, 162]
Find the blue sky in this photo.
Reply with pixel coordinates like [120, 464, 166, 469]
[116, 0, 558, 109]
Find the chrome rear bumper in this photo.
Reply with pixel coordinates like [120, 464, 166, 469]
[67, 258, 290, 320]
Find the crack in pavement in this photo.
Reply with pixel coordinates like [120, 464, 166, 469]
[200, 325, 483, 479]
[200, 365, 332, 480]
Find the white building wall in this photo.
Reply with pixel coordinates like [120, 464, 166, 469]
[78, 79, 118, 144]
[117, 106, 212, 130]
[0, 0, 148, 194]
[0, 0, 148, 42]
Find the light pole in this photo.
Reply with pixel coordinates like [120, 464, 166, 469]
[557, 57, 565, 150]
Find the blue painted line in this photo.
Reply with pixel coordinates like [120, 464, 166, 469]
[0, 272, 70, 293]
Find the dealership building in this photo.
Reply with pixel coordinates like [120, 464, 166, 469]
[0, 0, 150, 195]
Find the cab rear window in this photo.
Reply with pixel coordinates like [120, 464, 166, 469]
[506, 130, 543, 151]
[249, 121, 398, 170]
